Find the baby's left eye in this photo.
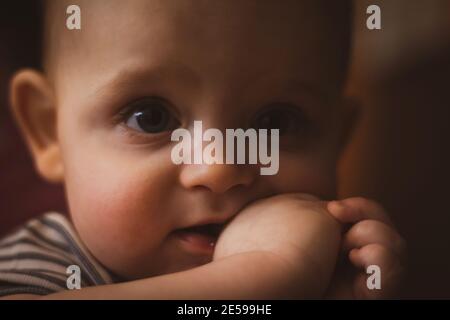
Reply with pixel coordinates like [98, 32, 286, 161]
[122, 98, 180, 134]
[252, 103, 308, 136]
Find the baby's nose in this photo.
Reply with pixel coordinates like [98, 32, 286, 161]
[179, 163, 257, 194]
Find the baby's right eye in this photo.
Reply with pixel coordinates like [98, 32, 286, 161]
[122, 98, 180, 134]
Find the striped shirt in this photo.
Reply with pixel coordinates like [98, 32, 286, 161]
[0, 212, 114, 297]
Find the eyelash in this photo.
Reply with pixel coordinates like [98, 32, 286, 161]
[252, 103, 310, 134]
[115, 97, 168, 122]
[116, 97, 179, 131]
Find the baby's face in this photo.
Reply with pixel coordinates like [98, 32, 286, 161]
[53, 0, 346, 279]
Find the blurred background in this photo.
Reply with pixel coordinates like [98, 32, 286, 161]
[339, 0, 450, 298]
[1, 1, 449, 298]
[0, 2, 67, 237]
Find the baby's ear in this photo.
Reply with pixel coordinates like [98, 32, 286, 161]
[338, 96, 360, 150]
[9, 69, 64, 183]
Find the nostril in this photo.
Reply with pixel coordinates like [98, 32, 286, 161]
[179, 163, 256, 194]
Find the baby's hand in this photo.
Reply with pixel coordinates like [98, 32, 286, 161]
[213, 193, 342, 298]
[326, 197, 407, 299]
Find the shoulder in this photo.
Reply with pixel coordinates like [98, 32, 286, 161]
[0, 212, 113, 297]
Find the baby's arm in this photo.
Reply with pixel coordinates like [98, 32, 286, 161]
[10, 251, 301, 299]
[3, 193, 341, 300]
[1, 253, 296, 299]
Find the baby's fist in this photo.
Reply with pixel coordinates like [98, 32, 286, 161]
[214, 193, 342, 298]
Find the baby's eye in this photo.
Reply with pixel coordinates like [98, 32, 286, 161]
[123, 98, 179, 134]
[253, 103, 308, 136]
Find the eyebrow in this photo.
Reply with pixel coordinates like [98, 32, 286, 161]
[90, 62, 336, 116]
[91, 62, 201, 101]
[242, 74, 338, 116]
[283, 79, 337, 105]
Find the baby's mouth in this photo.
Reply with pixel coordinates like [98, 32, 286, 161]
[173, 223, 225, 254]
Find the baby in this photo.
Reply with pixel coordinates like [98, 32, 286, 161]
[0, 0, 405, 299]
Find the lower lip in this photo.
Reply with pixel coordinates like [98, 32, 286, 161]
[173, 230, 216, 254]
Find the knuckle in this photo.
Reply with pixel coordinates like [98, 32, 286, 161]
[348, 197, 386, 212]
[352, 220, 378, 238]
[347, 196, 371, 206]
[361, 243, 386, 260]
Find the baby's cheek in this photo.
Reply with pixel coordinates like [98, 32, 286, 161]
[64, 161, 174, 273]
[271, 153, 336, 198]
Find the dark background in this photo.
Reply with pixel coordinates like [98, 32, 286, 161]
[0, 1, 67, 237]
[1, 1, 449, 298]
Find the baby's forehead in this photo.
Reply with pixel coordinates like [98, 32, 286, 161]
[46, 0, 350, 94]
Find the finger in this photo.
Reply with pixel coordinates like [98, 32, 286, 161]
[349, 244, 405, 299]
[327, 197, 393, 226]
[342, 220, 407, 261]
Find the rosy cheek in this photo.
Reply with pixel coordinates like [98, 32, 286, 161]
[64, 159, 173, 254]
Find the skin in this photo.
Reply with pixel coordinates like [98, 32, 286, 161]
[6, 0, 405, 298]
